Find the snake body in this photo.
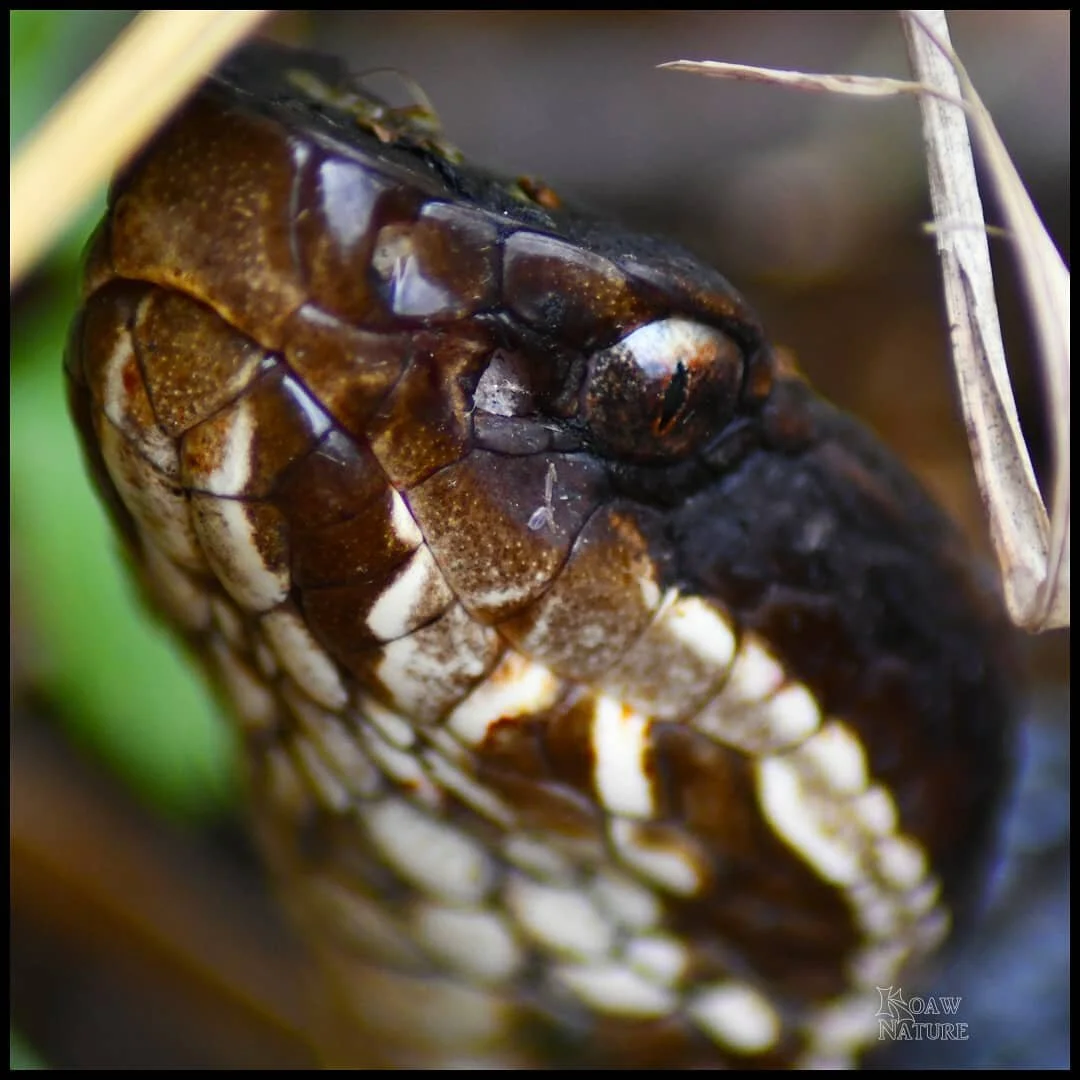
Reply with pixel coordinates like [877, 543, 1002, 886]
[66, 42, 1017, 1067]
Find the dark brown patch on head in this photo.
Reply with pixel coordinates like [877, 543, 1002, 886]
[134, 287, 269, 437]
[282, 305, 408, 438]
[110, 95, 305, 345]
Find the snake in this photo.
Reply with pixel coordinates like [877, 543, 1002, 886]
[65, 40, 1018, 1067]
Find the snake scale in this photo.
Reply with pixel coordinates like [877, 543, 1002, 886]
[65, 41, 1017, 1067]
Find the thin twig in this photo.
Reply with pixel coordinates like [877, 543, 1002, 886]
[659, 59, 935, 101]
[901, 10, 1068, 630]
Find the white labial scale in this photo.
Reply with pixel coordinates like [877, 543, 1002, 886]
[687, 981, 783, 1055]
[316, 726, 383, 801]
[608, 818, 704, 897]
[209, 594, 245, 647]
[96, 328, 136, 425]
[421, 724, 471, 766]
[142, 543, 211, 631]
[624, 933, 688, 987]
[508, 596, 575, 664]
[190, 396, 253, 496]
[363, 797, 494, 904]
[904, 877, 942, 919]
[445, 652, 562, 745]
[755, 755, 863, 887]
[504, 875, 614, 960]
[784, 714, 936, 921]
[848, 939, 912, 989]
[848, 882, 902, 940]
[192, 494, 288, 611]
[420, 748, 514, 828]
[665, 594, 738, 668]
[359, 695, 416, 749]
[183, 374, 332, 489]
[365, 544, 454, 641]
[501, 834, 574, 884]
[751, 684, 822, 749]
[794, 720, 871, 796]
[604, 594, 735, 721]
[99, 419, 205, 570]
[99, 330, 177, 476]
[874, 835, 930, 891]
[467, 571, 551, 614]
[282, 684, 382, 799]
[376, 604, 500, 722]
[359, 724, 441, 809]
[388, 487, 424, 547]
[590, 696, 655, 819]
[725, 640, 786, 703]
[590, 869, 663, 932]
[637, 573, 661, 611]
[412, 903, 524, 983]
[850, 784, 899, 837]
[691, 646, 820, 755]
[756, 721, 949, 1051]
[845, 869, 945, 997]
[913, 906, 951, 951]
[290, 732, 353, 814]
[208, 637, 277, 733]
[261, 606, 347, 710]
[553, 963, 677, 1018]
[629, 594, 741, 718]
[798, 996, 879, 1069]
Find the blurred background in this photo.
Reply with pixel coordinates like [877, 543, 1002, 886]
[10, 11, 1069, 1069]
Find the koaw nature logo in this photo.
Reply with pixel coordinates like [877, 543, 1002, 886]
[876, 986, 969, 1041]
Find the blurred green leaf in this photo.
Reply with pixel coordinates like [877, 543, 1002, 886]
[9, 1026, 47, 1069]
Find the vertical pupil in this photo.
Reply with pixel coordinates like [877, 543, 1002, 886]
[657, 360, 689, 432]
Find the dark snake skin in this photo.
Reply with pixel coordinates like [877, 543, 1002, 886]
[65, 40, 1018, 1067]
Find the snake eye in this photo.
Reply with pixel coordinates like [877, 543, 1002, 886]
[581, 317, 744, 462]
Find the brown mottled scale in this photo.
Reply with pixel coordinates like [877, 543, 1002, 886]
[66, 41, 1017, 1068]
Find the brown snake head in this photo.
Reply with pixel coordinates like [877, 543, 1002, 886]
[65, 40, 1018, 1068]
